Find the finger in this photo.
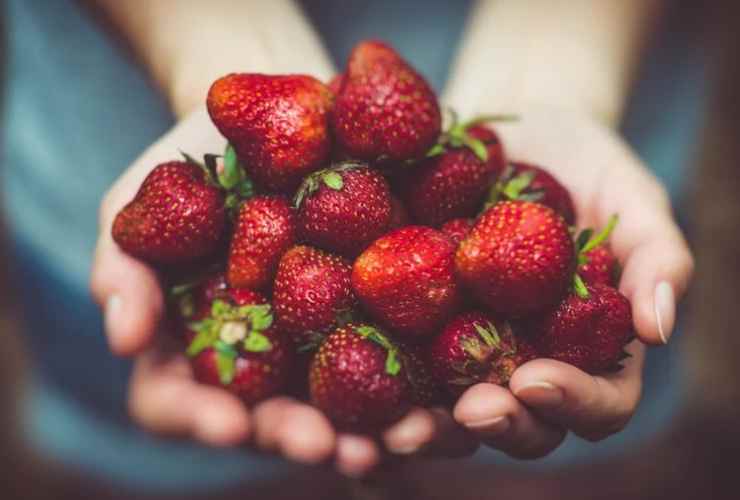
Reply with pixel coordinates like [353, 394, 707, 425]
[128, 347, 250, 446]
[510, 342, 645, 441]
[335, 434, 381, 478]
[454, 383, 566, 459]
[254, 397, 336, 465]
[595, 163, 694, 345]
[382, 407, 478, 458]
[90, 236, 163, 356]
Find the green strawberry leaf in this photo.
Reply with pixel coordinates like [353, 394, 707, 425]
[236, 177, 255, 199]
[178, 293, 195, 319]
[248, 305, 273, 331]
[186, 322, 218, 357]
[243, 331, 272, 352]
[426, 143, 446, 157]
[581, 214, 619, 254]
[573, 274, 590, 299]
[385, 349, 401, 376]
[211, 299, 231, 319]
[575, 229, 594, 253]
[322, 171, 344, 190]
[473, 321, 501, 347]
[461, 135, 488, 162]
[214, 342, 238, 384]
[219, 144, 242, 190]
[502, 171, 536, 200]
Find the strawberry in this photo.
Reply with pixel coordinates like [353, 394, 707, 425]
[456, 201, 575, 317]
[573, 215, 620, 288]
[294, 162, 392, 256]
[428, 311, 537, 396]
[401, 117, 506, 227]
[485, 162, 575, 225]
[327, 74, 345, 95]
[226, 195, 296, 290]
[112, 161, 226, 265]
[526, 284, 633, 374]
[207, 73, 332, 192]
[387, 195, 411, 230]
[309, 324, 411, 428]
[401, 343, 443, 406]
[185, 287, 292, 404]
[352, 226, 460, 338]
[331, 40, 441, 163]
[273, 245, 356, 343]
[440, 218, 474, 246]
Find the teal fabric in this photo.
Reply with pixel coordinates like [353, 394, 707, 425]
[1, 0, 704, 492]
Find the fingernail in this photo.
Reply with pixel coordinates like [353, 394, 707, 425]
[464, 415, 510, 436]
[337, 436, 373, 478]
[654, 281, 675, 344]
[385, 412, 427, 455]
[514, 381, 564, 408]
[105, 295, 123, 341]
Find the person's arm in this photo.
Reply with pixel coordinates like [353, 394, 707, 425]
[444, 0, 694, 458]
[91, 0, 335, 118]
[444, 0, 662, 126]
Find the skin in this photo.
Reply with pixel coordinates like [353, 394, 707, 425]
[90, 0, 690, 477]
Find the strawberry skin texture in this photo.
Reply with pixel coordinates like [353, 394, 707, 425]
[227, 196, 296, 290]
[440, 218, 474, 246]
[579, 245, 619, 286]
[352, 226, 460, 338]
[192, 326, 293, 405]
[273, 245, 356, 340]
[529, 284, 633, 374]
[332, 40, 441, 162]
[207, 74, 332, 192]
[112, 162, 225, 264]
[428, 311, 537, 396]
[309, 325, 411, 428]
[401, 343, 443, 406]
[456, 201, 575, 317]
[297, 166, 392, 256]
[509, 162, 576, 225]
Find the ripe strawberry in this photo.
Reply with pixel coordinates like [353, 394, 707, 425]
[387, 195, 411, 230]
[402, 118, 506, 227]
[112, 161, 226, 264]
[400, 343, 443, 406]
[440, 218, 474, 246]
[573, 215, 620, 287]
[273, 245, 356, 343]
[331, 40, 441, 163]
[309, 324, 411, 428]
[527, 284, 633, 374]
[294, 163, 392, 256]
[207, 73, 332, 192]
[327, 74, 345, 95]
[485, 162, 575, 225]
[456, 201, 575, 317]
[352, 226, 460, 338]
[226, 195, 296, 290]
[185, 288, 292, 404]
[428, 312, 537, 396]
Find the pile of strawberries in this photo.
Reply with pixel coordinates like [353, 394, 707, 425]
[113, 40, 632, 430]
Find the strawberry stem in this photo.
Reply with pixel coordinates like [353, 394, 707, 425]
[573, 274, 590, 299]
[581, 215, 618, 254]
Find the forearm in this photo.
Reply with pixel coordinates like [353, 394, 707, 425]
[92, 0, 335, 119]
[444, 0, 663, 126]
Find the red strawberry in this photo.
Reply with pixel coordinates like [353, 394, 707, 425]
[486, 162, 575, 225]
[207, 74, 332, 192]
[327, 74, 345, 95]
[227, 195, 296, 290]
[331, 40, 441, 163]
[273, 245, 356, 343]
[294, 163, 392, 256]
[402, 118, 506, 227]
[112, 161, 226, 264]
[401, 343, 443, 406]
[309, 324, 411, 428]
[440, 218, 474, 246]
[185, 288, 292, 404]
[387, 195, 411, 230]
[352, 226, 460, 338]
[573, 215, 620, 287]
[527, 284, 633, 374]
[456, 201, 575, 317]
[428, 311, 537, 396]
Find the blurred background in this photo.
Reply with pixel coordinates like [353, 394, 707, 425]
[2, 1, 739, 499]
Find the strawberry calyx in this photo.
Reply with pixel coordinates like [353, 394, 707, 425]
[354, 324, 402, 376]
[293, 161, 365, 208]
[483, 164, 545, 211]
[452, 320, 519, 386]
[572, 214, 619, 299]
[427, 111, 516, 162]
[186, 300, 274, 384]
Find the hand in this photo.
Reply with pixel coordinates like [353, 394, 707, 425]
[90, 108, 477, 478]
[452, 108, 694, 458]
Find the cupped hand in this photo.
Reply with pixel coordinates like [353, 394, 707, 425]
[453, 108, 694, 457]
[90, 108, 477, 478]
